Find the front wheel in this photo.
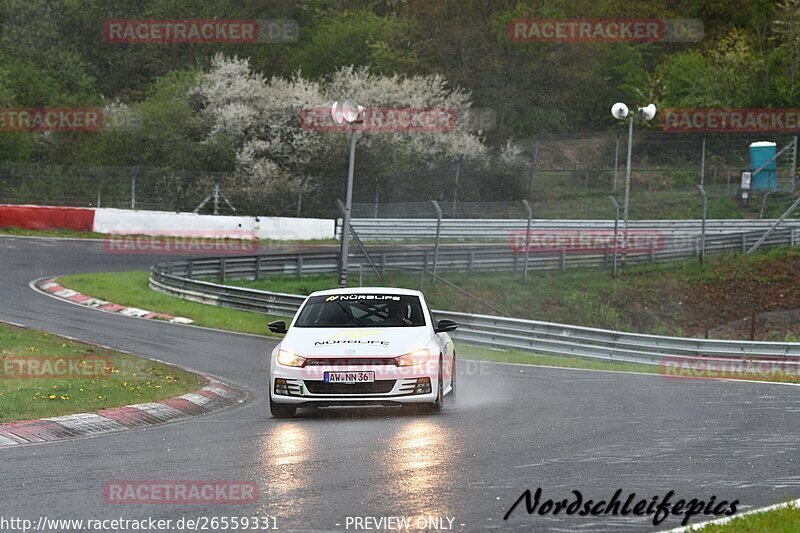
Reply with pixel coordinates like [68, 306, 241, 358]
[269, 396, 297, 419]
[448, 352, 457, 404]
[428, 356, 444, 412]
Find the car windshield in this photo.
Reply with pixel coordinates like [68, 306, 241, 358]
[294, 294, 426, 328]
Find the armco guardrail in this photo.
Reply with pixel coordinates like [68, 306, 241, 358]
[150, 247, 800, 367]
[344, 217, 800, 241]
[148, 227, 798, 280]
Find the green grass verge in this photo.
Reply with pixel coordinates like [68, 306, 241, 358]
[0, 227, 108, 239]
[0, 322, 202, 423]
[694, 502, 800, 532]
[58, 271, 280, 336]
[57, 269, 800, 385]
[228, 247, 800, 342]
[57, 273, 658, 376]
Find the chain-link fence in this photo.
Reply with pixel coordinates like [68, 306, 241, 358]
[2, 132, 796, 219]
[0, 161, 348, 217]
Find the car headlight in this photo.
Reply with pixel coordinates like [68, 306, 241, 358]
[395, 349, 430, 367]
[276, 349, 306, 367]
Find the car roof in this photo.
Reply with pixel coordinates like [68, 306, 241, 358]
[307, 287, 423, 297]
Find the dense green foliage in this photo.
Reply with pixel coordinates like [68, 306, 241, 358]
[0, 0, 798, 214]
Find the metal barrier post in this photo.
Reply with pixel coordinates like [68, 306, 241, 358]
[451, 161, 460, 217]
[431, 200, 442, 285]
[700, 137, 706, 187]
[521, 200, 532, 283]
[609, 196, 620, 278]
[792, 135, 798, 192]
[336, 199, 384, 283]
[613, 133, 619, 193]
[697, 185, 707, 266]
[130, 174, 136, 210]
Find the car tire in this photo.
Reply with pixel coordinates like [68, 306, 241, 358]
[269, 396, 297, 419]
[428, 356, 444, 412]
[448, 352, 457, 404]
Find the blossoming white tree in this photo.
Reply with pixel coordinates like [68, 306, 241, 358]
[192, 54, 488, 205]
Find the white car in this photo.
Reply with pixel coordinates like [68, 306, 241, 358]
[267, 287, 458, 418]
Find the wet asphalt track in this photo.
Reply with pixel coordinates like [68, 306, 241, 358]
[0, 235, 798, 532]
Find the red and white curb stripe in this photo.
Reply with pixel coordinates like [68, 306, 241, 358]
[36, 279, 194, 324]
[0, 378, 244, 447]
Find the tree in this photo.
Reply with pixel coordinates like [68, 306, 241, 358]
[192, 54, 487, 213]
[772, 0, 800, 101]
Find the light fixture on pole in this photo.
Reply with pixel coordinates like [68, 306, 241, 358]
[332, 99, 365, 288]
[611, 101, 656, 269]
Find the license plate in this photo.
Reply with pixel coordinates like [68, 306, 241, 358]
[324, 371, 375, 383]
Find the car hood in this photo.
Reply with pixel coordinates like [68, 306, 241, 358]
[281, 327, 434, 358]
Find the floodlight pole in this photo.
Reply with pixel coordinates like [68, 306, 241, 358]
[338, 130, 357, 288]
[621, 114, 634, 267]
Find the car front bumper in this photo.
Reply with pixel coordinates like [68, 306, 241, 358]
[269, 364, 439, 406]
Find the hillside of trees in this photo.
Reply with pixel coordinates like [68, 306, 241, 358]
[0, 0, 798, 215]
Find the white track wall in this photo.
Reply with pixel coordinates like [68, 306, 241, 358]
[93, 208, 334, 240]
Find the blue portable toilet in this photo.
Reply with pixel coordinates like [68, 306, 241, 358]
[749, 141, 777, 191]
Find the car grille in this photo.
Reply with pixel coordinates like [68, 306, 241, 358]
[303, 380, 396, 395]
[305, 358, 396, 366]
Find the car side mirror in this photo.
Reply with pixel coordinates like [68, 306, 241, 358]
[268, 320, 287, 334]
[435, 319, 458, 333]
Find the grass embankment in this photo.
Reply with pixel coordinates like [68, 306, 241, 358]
[57, 272, 659, 375]
[694, 502, 800, 532]
[227, 247, 800, 341]
[0, 227, 108, 239]
[0, 322, 202, 423]
[61, 249, 800, 383]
